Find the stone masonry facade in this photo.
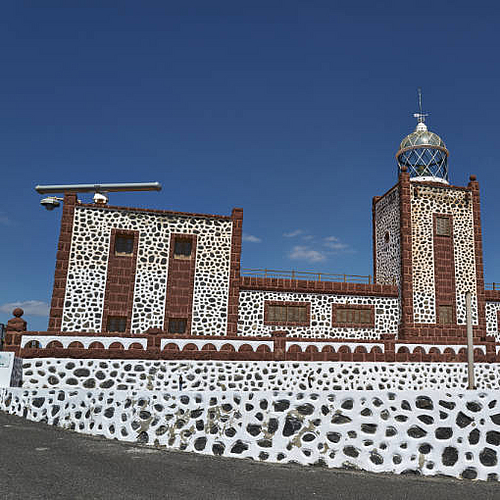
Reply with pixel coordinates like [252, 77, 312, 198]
[3, 170, 500, 361]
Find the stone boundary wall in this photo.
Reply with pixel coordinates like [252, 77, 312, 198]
[1, 388, 500, 482]
[20, 359, 500, 392]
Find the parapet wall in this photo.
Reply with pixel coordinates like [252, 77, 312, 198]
[2, 387, 500, 482]
[20, 359, 500, 391]
[6, 332, 498, 363]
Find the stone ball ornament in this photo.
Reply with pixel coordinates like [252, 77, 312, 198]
[12, 308, 24, 318]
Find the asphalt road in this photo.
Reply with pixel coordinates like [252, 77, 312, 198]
[1, 411, 500, 500]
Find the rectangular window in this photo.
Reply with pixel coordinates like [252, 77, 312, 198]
[265, 303, 309, 325]
[173, 238, 192, 259]
[114, 235, 134, 256]
[107, 316, 127, 332]
[436, 216, 451, 236]
[168, 318, 187, 334]
[438, 305, 454, 325]
[334, 306, 374, 326]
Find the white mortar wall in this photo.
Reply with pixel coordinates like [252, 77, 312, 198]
[20, 359, 500, 392]
[486, 301, 500, 340]
[2, 388, 500, 482]
[374, 187, 401, 288]
[410, 184, 478, 325]
[63, 207, 233, 334]
[238, 290, 399, 339]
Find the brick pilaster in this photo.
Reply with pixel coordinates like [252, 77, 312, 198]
[398, 169, 413, 338]
[163, 234, 197, 334]
[101, 229, 139, 334]
[433, 214, 457, 323]
[372, 196, 381, 283]
[48, 193, 77, 332]
[227, 208, 243, 335]
[468, 176, 487, 335]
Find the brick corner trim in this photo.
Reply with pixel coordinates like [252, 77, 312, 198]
[48, 193, 77, 332]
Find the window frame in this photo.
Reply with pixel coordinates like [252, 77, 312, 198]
[332, 304, 375, 328]
[106, 315, 127, 333]
[435, 214, 452, 237]
[173, 237, 193, 260]
[168, 318, 187, 334]
[438, 304, 454, 325]
[114, 233, 135, 257]
[264, 301, 310, 327]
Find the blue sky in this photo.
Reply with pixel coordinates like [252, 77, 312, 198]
[1, 1, 500, 330]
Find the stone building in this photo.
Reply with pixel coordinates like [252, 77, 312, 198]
[3, 113, 500, 362]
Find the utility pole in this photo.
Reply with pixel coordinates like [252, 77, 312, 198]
[466, 291, 475, 390]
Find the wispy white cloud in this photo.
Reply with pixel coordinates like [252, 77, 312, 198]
[323, 236, 349, 251]
[242, 233, 262, 243]
[0, 212, 11, 225]
[302, 235, 314, 241]
[324, 241, 349, 250]
[288, 245, 327, 263]
[283, 229, 304, 238]
[0, 300, 50, 317]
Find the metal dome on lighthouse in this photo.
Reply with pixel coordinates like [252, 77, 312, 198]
[396, 90, 449, 183]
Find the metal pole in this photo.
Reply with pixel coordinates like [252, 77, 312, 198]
[0, 323, 4, 351]
[466, 291, 475, 390]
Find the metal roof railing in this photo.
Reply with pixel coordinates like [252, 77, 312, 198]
[241, 268, 374, 284]
[486, 283, 500, 291]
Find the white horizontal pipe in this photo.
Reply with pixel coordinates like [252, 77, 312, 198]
[35, 182, 162, 194]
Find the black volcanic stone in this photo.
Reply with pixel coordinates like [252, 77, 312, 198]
[439, 400, 455, 410]
[466, 402, 482, 413]
[469, 429, 480, 445]
[343, 446, 359, 458]
[194, 437, 206, 451]
[456, 411, 474, 428]
[408, 426, 427, 438]
[331, 414, 352, 424]
[246, 424, 261, 437]
[231, 440, 248, 454]
[419, 443, 432, 454]
[461, 467, 477, 479]
[361, 423, 377, 434]
[370, 452, 383, 465]
[297, 404, 314, 416]
[326, 432, 341, 443]
[212, 442, 225, 455]
[416, 396, 433, 410]
[435, 427, 453, 440]
[341, 399, 353, 410]
[283, 416, 302, 437]
[442, 447, 458, 466]
[267, 418, 278, 434]
[273, 400, 290, 412]
[486, 431, 500, 446]
[480, 448, 497, 467]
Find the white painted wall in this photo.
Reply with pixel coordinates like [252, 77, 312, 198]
[1, 387, 499, 482]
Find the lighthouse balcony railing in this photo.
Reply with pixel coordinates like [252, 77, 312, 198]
[240, 268, 380, 284]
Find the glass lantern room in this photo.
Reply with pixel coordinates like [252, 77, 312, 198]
[396, 118, 449, 183]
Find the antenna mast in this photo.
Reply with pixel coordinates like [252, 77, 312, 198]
[413, 88, 428, 124]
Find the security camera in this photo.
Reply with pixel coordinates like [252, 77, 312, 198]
[40, 197, 61, 210]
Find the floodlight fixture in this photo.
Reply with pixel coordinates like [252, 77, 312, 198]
[40, 196, 63, 211]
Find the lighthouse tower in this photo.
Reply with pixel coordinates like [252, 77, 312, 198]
[373, 101, 486, 341]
